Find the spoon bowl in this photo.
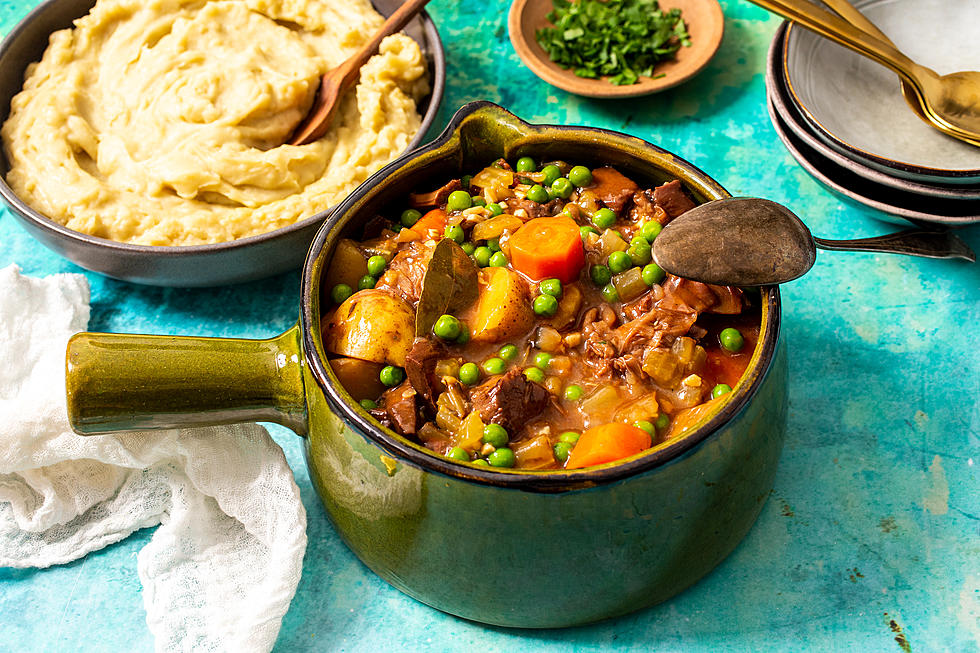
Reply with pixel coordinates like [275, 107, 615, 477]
[652, 197, 976, 286]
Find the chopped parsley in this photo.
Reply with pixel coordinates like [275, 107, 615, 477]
[534, 0, 691, 85]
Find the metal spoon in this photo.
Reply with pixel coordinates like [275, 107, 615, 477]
[747, 0, 980, 148]
[817, 0, 925, 125]
[651, 198, 976, 286]
[287, 0, 433, 146]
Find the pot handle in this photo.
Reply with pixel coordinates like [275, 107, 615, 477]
[66, 325, 308, 436]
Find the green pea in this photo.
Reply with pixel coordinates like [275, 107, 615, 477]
[433, 314, 461, 340]
[331, 283, 353, 304]
[472, 458, 490, 467]
[455, 323, 470, 345]
[546, 186, 559, 201]
[487, 202, 504, 217]
[379, 365, 404, 387]
[489, 251, 508, 267]
[357, 274, 377, 290]
[487, 238, 501, 252]
[540, 164, 562, 186]
[482, 423, 509, 448]
[498, 344, 519, 361]
[558, 431, 580, 444]
[602, 283, 620, 303]
[459, 362, 480, 385]
[580, 225, 599, 241]
[642, 262, 666, 286]
[563, 384, 583, 401]
[366, 255, 387, 277]
[591, 208, 617, 229]
[607, 251, 632, 274]
[472, 197, 487, 207]
[628, 242, 652, 266]
[524, 367, 545, 383]
[488, 447, 516, 468]
[482, 357, 506, 376]
[444, 224, 465, 244]
[533, 351, 552, 370]
[568, 165, 592, 187]
[553, 441, 574, 463]
[712, 383, 733, 399]
[539, 278, 562, 297]
[473, 246, 492, 267]
[533, 294, 559, 317]
[447, 190, 473, 212]
[447, 447, 470, 462]
[640, 220, 663, 242]
[590, 264, 612, 287]
[400, 208, 421, 228]
[527, 184, 549, 204]
[516, 156, 536, 173]
[655, 414, 670, 431]
[460, 242, 476, 256]
[719, 327, 745, 352]
[359, 398, 377, 411]
[550, 177, 573, 199]
[634, 420, 655, 435]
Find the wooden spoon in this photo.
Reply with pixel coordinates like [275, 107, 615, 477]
[288, 0, 433, 146]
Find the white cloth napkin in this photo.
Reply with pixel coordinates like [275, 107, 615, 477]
[0, 264, 307, 652]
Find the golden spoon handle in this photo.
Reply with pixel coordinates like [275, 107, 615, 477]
[818, 0, 892, 44]
[747, 0, 930, 82]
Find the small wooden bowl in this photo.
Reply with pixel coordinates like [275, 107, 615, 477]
[509, 0, 724, 98]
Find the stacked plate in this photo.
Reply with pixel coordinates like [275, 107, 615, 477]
[765, 0, 980, 225]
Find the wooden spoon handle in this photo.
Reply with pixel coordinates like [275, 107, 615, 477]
[288, 0, 433, 145]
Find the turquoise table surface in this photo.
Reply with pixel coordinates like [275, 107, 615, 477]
[1, 0, 978, 650]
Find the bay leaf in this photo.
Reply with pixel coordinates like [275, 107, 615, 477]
[415, 238, 479, 336]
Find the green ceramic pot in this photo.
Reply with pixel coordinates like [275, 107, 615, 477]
[66, 102, 787, 628]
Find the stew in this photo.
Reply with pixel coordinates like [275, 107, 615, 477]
[321, 157, 760, 470]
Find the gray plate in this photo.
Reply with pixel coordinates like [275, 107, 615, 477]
[782, 0, 980, 185]
[767, 99, 980, 226]
[0, 0, 445, 287]
[768, 23, 980, 205]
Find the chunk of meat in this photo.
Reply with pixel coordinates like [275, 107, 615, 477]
[662, 276, 743, 314]
[652, 180, 697, 218]
[380, 381, 418, 436]
[628, 189, 670, 226]
[589, 167, 640, 213]
[374, 240, 434, 305]
[509, 197, 563, 219]
[469, 368, 550, 434]
[404, 337, 447, 409]
[409, 179, 462, 208]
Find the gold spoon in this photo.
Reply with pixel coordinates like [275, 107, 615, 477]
[288, 0, 433, 146]
[748, 0, 980, 148]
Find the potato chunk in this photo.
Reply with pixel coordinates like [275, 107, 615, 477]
[322, 290, 414, 366]
[466, 267, 534, 343]
[324, 238, 369, 290]
[328, 357, 386, 401]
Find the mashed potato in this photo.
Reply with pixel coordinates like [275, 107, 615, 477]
[1, 0, 428, 245]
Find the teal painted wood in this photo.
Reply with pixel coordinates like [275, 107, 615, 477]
[1, 0, 978, 650]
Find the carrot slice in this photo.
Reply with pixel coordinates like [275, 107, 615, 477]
[564, 422, 652, 469]
[508, 216, 585, 283]
[411, 208, 448, 238]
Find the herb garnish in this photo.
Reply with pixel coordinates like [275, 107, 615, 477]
[534, 0, 691, 85]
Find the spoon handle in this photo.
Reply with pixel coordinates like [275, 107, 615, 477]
[818, 0, 891, 43]
[746, 0, 926, 81]
[813, 230, 976, 261]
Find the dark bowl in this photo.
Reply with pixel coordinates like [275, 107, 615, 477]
[0, 0, 445, 286]
[66, 102, 788, 627]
